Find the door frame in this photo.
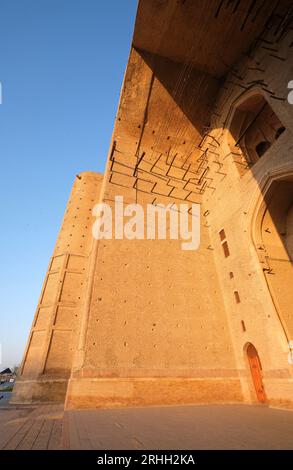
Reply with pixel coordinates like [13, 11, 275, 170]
[244, 342, 267, 404]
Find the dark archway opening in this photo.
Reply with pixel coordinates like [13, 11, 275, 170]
[228, 93, 286, 175]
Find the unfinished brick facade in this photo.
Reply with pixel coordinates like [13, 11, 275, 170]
[13, 0, 293, 409]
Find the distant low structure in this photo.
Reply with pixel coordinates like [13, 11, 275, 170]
[12, 0, 293, 409]
[0, 368, 14, 384]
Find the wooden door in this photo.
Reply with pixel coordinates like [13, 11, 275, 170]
[247, 343, 266, 403]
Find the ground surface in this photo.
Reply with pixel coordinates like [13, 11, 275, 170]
[0, 392, 12, 407]
[0, 403, 293, 450]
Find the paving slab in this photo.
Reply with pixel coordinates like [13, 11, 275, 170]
[1, 404, 293, 450]
[64, 405, 293, 450]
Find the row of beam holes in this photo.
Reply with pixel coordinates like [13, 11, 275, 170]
[91, 342, 208, 351]
[56, 192, 95, 251]
[219, 229, 246, 332]
[91, 340, 161, 349]
[91, 340, 190, 351]
[94, 301, 207, 350]
[94, 302, 185, 349]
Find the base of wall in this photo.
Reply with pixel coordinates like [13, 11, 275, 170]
[264, 378, 293, 410]
[11, 378, 68, 404]
[65, 377, 244, 409]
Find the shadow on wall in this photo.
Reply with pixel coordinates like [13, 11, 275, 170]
[227, 90, 293, 342]
[136, 48, 220, 146]
[135, 46, 293, 346]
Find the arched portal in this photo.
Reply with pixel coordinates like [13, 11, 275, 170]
[253, 176, 293, 339]
[245, 343, 266, 404]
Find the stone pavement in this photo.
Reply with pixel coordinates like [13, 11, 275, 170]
[0, 404, 63, 450]
[1, 404, 293, 450]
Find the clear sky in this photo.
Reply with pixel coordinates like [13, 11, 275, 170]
[0, 0, 137, 369]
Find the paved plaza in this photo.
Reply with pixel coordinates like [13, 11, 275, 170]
[1, 402, 293, 450]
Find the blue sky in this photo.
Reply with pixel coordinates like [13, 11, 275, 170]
[0, 0, 137, 369]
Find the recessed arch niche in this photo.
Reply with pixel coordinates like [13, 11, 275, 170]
[253, 174, 293, 339]
[227, 91, 286, 176]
